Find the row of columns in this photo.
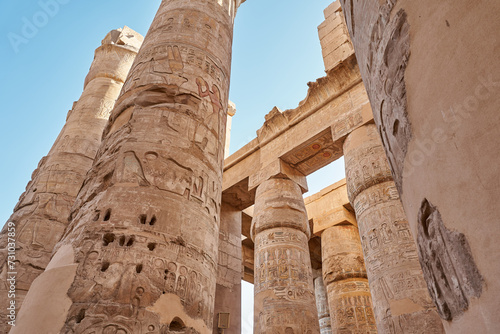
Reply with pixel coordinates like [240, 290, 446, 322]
[0, 27, 142, 334]
[247, 125, 445, 333]
[2, 1, 464, 333]
[10, 0, 242, 333]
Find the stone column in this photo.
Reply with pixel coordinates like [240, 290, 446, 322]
[224, 101, 236, 159]
[343, 124, 443, 333]
[0, 27, 142, 333]
[338, 1, 498, 332]
[252, 177, 320, 334]
[321, 224, 377, 333]
[314, 276, 332, 334]
[212, 202, 242, 334]
[11, 1, 244, 333]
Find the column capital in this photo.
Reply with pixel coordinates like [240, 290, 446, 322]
[84, 26, 143, 89]
[249, 159, 308, 193]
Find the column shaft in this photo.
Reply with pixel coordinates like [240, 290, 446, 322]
[314, 277, 333, 334]
[338, 1, 496, 332]
[321, 225, 377, 333]
[252, 177, 320, 334]
[213, 202, 242, 333]
[344, 124, 443, 333]
[0, 27, 141, 333]
[11, 1, 240, 333]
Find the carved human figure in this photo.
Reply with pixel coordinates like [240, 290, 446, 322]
[344, 124, 444, 333]
[10, 1, 244, 333]
[251, 177, 320, 334]
[0, 27, 143, 334]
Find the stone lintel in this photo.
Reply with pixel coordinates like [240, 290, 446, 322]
[248, 159, 308, 193]
[313, 207, 357, 236]
[222, 56, 373, 212]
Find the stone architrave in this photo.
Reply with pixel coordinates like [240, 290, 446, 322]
[321, 224, 377, 333]
[10, 1, 245, 333]
[0, 27, 142, 333]
[343, 124, 443, 333]
[251, 177, 320, 334]
[314, 276, 333, 334]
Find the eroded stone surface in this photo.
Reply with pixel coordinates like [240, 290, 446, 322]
[321, 225, 377, 333]
[417, 199, 483, 321]
[314, 277, 333, 334]
[344, 125, 443, 333]
[213, 202, 242, 333]
[339, 0, 412, 195]
[11, 0, 241, 333]
[252, 177, 320, 334]
[0, 27, 142, 334]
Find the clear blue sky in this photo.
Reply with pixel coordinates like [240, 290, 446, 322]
[0, 1, 345, 333]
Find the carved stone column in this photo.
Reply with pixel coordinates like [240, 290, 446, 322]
[314, 276, 332, 334]
[11, 1, 244, 333]
[343, 124, 443, 333]
[252, 177, 320, 334]
[224, 101, 236, 159]
[0, 27, 142, 333]
[338, 1, 498, 332]
[321, 224, 377, 333]
[212, 202, 242, 333]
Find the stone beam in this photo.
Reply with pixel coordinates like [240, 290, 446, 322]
[222, 55, 373, 210]
[304, 179, 357, 236]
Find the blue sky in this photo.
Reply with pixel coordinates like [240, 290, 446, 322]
[0, 1, 345, 332]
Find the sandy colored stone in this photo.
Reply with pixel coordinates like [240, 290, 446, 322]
[321, 225, 377, 333]
[252, 177, 320, 334]
[213, 202, 242, 333]
[314, 277, 333, 334]
[0, 26, 142, 334]
[338, 0, 500, 332]
[344, 124, 443, 333]
[11, 0, 243, 333]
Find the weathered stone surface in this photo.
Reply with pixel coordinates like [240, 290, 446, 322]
[338, 0, 411, 195]
[314, 277, 333, 334]
[318, 1, 354, 72]
[338, 0, 500, 332]
[417, 199, 483, 321]
[213, 202, 242, 333]
[0, 26, 142, 334]
[322, 225, 377, 333]
[252, 177, 320, 334]
[344, 124, 443, 333]
[224, 101, 236, 159]
[11, 0, 242, 333]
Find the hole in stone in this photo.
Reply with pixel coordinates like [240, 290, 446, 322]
[101, 262, 110, 272]
[126, 237, 135, 247]
[119, 236, 126, 246]
[139, 214, 147, 225]
[93, 213, 100, 222]
[33, 188, 37, 192]
[169, 317, 186, 331]
[103, 233, 115, 246]
[75, 309, 86, 324]
[392, 119, 400, 136]
[104, 209, 111, 221]
[149, 215, 157, 226]
[147, 243, 157, 251]
[136, 264, 143, 274]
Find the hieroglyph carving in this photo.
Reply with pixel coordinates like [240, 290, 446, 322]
[417, 199, 483, 320]
[340, 0, 412, 194]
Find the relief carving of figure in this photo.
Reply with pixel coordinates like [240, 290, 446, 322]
[417, 199, 483, 320]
